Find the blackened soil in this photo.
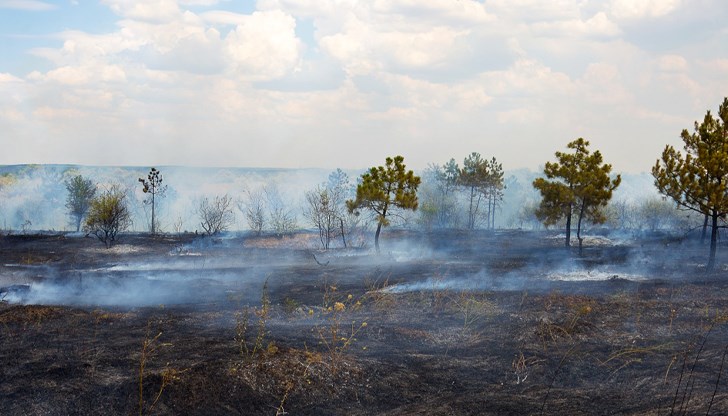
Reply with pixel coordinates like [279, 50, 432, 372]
[1, 230, 728, 415]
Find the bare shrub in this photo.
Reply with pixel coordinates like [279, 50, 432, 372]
[238, 188, 266, 235]
[197, 194, 234, 236]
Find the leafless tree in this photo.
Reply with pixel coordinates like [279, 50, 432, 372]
[304, 186, 339, 249]
[198, 194, 235, 236]
[238, 188, 266, 235]
[265, 185, 297, 236]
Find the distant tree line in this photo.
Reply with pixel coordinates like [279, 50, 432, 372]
[2, 98, 727, 270]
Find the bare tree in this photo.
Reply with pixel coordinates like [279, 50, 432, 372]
[265, 185, 297, 236]
[238, 188, 266, 235]
[84, 185, 131, 247]
[304, 186, 339, 249]
[198, 195, 235, 236]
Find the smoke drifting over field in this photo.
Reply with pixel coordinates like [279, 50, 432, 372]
[0, 164, 677, 235]
[0, 164, 721, 309]
[1, 228, 722, 309]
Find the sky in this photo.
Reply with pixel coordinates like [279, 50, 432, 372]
[0, 0, 726, 173]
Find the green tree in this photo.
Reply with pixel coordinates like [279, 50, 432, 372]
[347, 156, 421, 253]
[653, 97, 728, 271]
[485, 157, 506, 230]
[65, 175, 96, 232]
[85, 185, 131, 247]
[459, 152, 490, 230]
[138, 167, 167, 235]
[533, 138, 621, 252]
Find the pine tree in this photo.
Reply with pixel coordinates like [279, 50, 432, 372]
[347, 156, 421, 253]
[653, 97, 728, 271]
[533, 138, 621, 252]
[138, 167, 167, 235]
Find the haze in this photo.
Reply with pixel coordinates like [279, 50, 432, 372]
[0, 0, 726, 173]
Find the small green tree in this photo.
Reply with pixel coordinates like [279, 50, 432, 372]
[85, 185, 131, 247]
[65, 175, 96, 232]
[138, 167, 167, 235]
[459, 152, 490, 230]
[347, 156, 421, 253]
[533, 138, 621, 252]
[485, 157, 506, 230]
[653, 97, 728, 271]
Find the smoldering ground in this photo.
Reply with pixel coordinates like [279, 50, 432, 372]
[2, 230, 728, 416]
[1, 230, 723, 308]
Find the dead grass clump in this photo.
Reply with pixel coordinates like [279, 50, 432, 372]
[229, 345, 363, 414]
[536, 294, 597, 348]
[449, 292, 498, 332]
[363, 276, 396, 312]
[0, 305, 70, 327]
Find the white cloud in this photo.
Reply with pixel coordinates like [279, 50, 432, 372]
[610, 0, 682, 20]
[657, 54, 688, 72]
[531, 12, 621, 38]
[223, 10, 302, 80]
[0, 0, 56, 11]
[1, 0, 725, 173]
[101, 0, 182, 21]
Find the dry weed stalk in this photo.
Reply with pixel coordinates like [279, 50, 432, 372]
[512, 351, 545, 384]
[234, 278, 272, 363]
[138, 322, 183, 416]
[316, 281, 367, 376]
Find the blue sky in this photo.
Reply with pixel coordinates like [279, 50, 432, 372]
[0, 0, 726, 173]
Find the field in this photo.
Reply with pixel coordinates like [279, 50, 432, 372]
[1, 230, 728, 415]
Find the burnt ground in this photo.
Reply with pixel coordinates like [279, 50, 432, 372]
[1, 230, 728, 415]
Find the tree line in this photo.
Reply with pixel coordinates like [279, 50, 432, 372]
[10, 97, 728, 269]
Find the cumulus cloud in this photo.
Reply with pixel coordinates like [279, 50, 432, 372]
[1, 0, 725, 173]
[609, 0, 682, 20]
[223, 10, 302, 80]
[531, 12, 621, 38]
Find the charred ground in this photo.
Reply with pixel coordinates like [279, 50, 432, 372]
[1, 230, 728, 415]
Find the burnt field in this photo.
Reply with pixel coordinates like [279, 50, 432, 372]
[2, 230, 728, 415]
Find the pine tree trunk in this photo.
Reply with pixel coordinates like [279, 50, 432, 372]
[702, 213, 709, 244]
[565, 205, 572, 247]
[374, 222, 382, 254]
[151, 193, 155, 235]
[707, 210, 718, 271]
[577, 203, 586, 256]
[340, 218, 347, 248]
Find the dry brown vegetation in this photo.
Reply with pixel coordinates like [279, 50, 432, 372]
[1, 231, 728, 415]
